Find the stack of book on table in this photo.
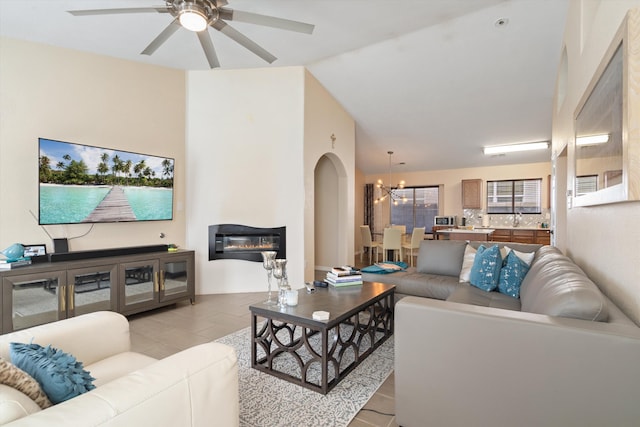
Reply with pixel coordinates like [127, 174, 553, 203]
[0, 257, 32, 270]
[326, 266, 362, 287]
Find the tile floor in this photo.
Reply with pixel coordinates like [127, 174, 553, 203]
[128, 266, 398, 427]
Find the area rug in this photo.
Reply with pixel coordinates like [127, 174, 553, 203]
[215, 326, 394, 427]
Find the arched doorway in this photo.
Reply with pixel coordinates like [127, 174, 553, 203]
[314, 154, 349, 271]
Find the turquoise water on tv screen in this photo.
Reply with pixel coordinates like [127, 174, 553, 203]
[39, 185, 173, 224]
[123, 187, 173, 220]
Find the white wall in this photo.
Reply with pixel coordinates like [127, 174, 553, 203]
[185, 67, 355, 293]
[0, 38, 186, 252]
[551, 2, 640, 325]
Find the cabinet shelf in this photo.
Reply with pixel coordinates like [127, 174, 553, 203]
[1, 250, 194, 333]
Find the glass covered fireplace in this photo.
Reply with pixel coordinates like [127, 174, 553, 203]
[208, 224, 286, 262]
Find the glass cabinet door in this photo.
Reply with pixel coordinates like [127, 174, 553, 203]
[119, 260, 159, 313]
[67, 264, 117, 316]
[3, 271, 67, 332]
[159, 255, 193, 303]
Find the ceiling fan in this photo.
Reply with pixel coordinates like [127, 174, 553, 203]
[68, 0, 315, 68]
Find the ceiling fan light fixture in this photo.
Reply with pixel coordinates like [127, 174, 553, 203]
[178, 4, 209, 32]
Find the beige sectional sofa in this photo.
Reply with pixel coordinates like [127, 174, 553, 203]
[364, 240, 640, 426]
[0, 311, 239, 426]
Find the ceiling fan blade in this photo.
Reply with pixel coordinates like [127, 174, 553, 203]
[68, 7, 170, 16]
[141, 19, 182, 56]
[197, 30, 221, 69]
[213, 0, 229, 7]
[219, 9, 314, 34]
[212, 20, 276, 64]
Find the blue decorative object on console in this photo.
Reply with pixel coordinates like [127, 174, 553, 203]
[469, 245, 502, 292]
[10, 342, 95, 404]
[1, 243, 25, 261]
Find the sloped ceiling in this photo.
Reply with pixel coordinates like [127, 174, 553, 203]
[0, 0, 569, 174]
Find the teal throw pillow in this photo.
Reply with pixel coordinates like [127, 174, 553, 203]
[10, 342, 95, 404]
[469, 245, 502, 292]
[498, 251, 531, 298]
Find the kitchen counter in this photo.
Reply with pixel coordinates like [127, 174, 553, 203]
[475, 226, 549, 231]
[435, 228, 494, 241]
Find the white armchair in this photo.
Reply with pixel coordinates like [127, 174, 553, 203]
[0, 311, 239, 426]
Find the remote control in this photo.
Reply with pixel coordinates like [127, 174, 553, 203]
[313, 280, 328, 288]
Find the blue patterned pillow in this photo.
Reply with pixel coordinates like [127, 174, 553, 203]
[469, 245, 502, 292]
[10, 342, 95, 404]
[498, 251, 531, 298]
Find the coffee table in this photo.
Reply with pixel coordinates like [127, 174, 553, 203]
[249, 282, 394, 394]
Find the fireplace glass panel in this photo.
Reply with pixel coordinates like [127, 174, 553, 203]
[218, 235, 280, 253]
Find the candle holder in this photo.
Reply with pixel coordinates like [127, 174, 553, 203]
[261, 251, 277, 305]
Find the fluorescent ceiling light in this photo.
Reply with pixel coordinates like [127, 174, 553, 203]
[576, 134, 609, 146]
[483, 141, 549, 155]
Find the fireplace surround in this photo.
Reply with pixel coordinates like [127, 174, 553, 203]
[208, 224, 286, 262]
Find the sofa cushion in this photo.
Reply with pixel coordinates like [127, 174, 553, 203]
[416, 240, 467, 277]
[10, 343, 95, 404]
[0, 357, 51, 409]
[520, 248, 609, 321]
[86, 352, 157, 387]
[469, 245, 502, 292]
[504, 245, 535, 266]
[361, 268, 415, 287]
[458, 244, 476, 282]
[498, 251, 531, 298]
[394, 272, 461, 300]
[446, 286, 521, 311]
[0, 384, 42, 424]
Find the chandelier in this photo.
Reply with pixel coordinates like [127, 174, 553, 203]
[374, 151, 407, 206]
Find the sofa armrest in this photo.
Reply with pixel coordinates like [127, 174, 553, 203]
[5, 342, 239, 427]
[0, 311, 131, 366]
[395, 297, 640, 427]
[0, 311, 130, 365]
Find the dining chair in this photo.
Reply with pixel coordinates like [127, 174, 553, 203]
[360, 225, 381, 264]
[382, 228, 403, 262]
[402, 227, 425, 266]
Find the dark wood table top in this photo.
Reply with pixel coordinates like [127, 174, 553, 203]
[250, 282, 395, 329]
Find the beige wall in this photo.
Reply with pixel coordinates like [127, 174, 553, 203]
[0, 38, 186, 253]
[303, 70, 356, 275]
[552, 2, 640, 325]
[363, 162, 551, 227]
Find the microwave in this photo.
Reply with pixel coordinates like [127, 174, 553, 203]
[434, 216, 457, 226]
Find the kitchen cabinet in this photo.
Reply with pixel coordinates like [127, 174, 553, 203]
[534, 229, 551, 245]
[462, 179, 482, 209]
[1, 250, 194, 333]
[490, 229, 512, 243]
[489, 228, 551, 245]
[511, 229, 535, 244]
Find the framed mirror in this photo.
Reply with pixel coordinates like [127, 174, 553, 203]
[572, 9, 639, 207]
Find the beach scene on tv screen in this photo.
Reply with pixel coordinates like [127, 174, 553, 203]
[38, 138, 174, 224]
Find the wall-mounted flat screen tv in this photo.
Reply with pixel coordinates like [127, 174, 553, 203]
[38, 138, 174, 225]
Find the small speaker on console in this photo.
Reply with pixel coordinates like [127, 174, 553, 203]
[53, 238, 69, 253]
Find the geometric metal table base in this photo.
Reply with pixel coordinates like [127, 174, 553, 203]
[250, 284, 394, 394]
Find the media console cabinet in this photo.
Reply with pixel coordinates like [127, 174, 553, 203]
[0, 249, 194, 333]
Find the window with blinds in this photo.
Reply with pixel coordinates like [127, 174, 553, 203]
[576, 175, 598, 195]
[390, 186, 439, 233]
[487, 179, 542, 214]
